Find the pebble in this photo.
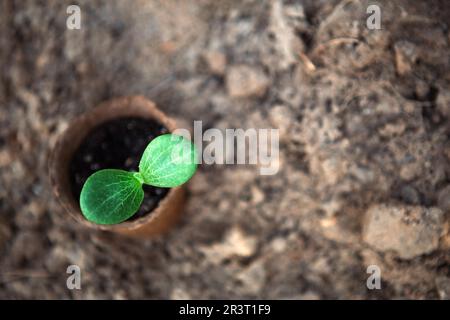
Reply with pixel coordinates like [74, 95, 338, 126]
[269, 105, 293, 141]
[394, 41, 417, 75]
[226, 65, 269, 98]
[200, 227, 258, 264]
[363, 204, 445, 259]
[202, 51, 227, 75]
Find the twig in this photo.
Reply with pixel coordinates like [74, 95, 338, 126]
[298, 52, 316, 73]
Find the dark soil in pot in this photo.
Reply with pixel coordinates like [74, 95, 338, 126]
[69, 117, 170, 220]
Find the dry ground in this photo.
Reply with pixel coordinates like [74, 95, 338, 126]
[0, 0, 449, 299]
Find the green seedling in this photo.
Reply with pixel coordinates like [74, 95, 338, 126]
[80, 134, 198, 225]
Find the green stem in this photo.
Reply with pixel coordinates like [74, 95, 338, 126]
[132, 172, 145, 185]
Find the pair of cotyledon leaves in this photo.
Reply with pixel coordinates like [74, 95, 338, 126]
[80, 134, 198, 225]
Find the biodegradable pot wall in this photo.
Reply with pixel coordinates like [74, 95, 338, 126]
[49, 96, 186, 238]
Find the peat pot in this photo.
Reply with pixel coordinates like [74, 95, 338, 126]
[49, 96, 186, 238]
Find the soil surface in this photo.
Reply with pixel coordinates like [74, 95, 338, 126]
[70, 117, 169, 220]
[1, 0, 449, 299]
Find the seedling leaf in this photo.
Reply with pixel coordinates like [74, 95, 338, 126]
[80, 169, 144, 225]
[139, 134, 198, 187]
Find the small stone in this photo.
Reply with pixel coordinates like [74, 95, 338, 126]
[400, 162, 420, 181]
[0, 149, 13, 167]
[436, 90, 450, 118]
[222, 227, 257, 257]
[200, 227, 257, 264]
[226, 65, 269, 98]
[379, 122, 406, 137]
[202, 51, 227, 75]
[399, 185, 420, 205]
[17, 89, 40, 110]
[269, 105, 293, 140]
[268, 1, 303, 70]
[251, 186, 264, 204]
[314, 156, 348, 186]
[270, 237, 287, 252]
[113, 290, 128, 300]
[394, 41, 418, 76]
[363, 204, 445, 259]
[415, 80, 432, 101]
[170, 288, 191, 300]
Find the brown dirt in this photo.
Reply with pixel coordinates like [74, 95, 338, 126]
[0, 0, 449, 299]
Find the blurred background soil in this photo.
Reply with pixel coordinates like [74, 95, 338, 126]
[0, 0, 449, 299]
